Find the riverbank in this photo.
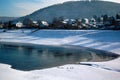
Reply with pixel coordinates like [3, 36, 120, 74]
[0, 30, 120, 80]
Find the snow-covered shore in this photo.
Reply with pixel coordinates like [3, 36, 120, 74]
[0, 30, 120, 80]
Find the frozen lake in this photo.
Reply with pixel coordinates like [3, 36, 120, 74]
[0, 44, 119, 71]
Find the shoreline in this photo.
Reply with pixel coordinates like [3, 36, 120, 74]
[0, 30, 120, 80]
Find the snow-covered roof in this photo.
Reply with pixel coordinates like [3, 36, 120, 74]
[41, 21, 49, 26]
[33, 21, 38, 24]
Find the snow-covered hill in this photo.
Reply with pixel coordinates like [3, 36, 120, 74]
[19, 1, 120, 22]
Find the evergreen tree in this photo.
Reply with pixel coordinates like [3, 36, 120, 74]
[108, 16, 115, 25]
[93, 15, 98, 21]
[23, 18, 33, 28]
[8, 21, 12, 29]
[116, 13, 120, 19]
[102, 14, 108, 22]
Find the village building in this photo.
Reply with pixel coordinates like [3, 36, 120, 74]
[16, 22, 23, 28]
[38, 21, 49, 29]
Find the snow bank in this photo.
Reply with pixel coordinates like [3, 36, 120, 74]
[0, 63, 28, 80]
[0, 30, 120, 80]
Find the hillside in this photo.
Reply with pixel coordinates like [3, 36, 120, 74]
[19, 1, 120, 22]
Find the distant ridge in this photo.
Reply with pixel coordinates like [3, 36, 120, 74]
[0, 17, 18, 22]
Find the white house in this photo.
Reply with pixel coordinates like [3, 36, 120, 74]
[90, 18, 96, 24]
[38, 21, 49, 28]
[62, 19, 69, 24]
[41, 21, 49, 26]
[81, 18, 89, 28]
[16, 22, 23, 28]
[82, 18, 89, 24]
[33, 21, 39, 26]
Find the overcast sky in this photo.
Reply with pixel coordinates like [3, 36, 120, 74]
[0, 0, 120, 17]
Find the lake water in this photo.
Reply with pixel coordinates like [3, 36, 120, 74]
[0, 44, 119, 71]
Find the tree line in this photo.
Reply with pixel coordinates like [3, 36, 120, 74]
[0, 13, 120, 30]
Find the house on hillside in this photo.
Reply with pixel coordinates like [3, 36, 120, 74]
[62, 19, 69, 24]
[60, 19, 69, 29]
[11, 21, 23, 28]
[38, 20, 49, 29]
[65, 19, 78, 29]
[89, 18, 97, 28]
[81, 18, 89, 29]
[96, 17, 104, 28]
[90, 18, 96, 25]
[32, 21, 39, 28]
[68, 19, 76, 25]
[16, 22, 23, 28]
[82, 18, 89, 24]
[76, 19, 83, 29]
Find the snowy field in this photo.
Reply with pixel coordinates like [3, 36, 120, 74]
[0, 29, 120, 80]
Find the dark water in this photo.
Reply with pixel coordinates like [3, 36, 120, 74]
[0, 44, 119, 71]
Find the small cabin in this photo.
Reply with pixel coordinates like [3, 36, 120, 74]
[16, 22, 23, 28]
[39, 21, 49, 29]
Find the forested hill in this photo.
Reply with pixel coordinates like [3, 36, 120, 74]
[19, 1, 120, 22]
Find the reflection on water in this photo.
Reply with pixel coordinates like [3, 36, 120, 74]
[0, 44, 119, 71]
